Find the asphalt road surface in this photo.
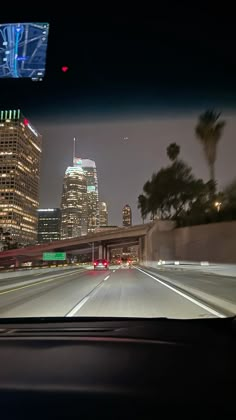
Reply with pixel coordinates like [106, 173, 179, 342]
[0, 265, 229, 319]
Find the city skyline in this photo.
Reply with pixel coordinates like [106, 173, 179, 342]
[0, 108, 142, 246]
[2, 106, 236, 240]
[36, 111, 236, 227]
[2, 109, 234, 231]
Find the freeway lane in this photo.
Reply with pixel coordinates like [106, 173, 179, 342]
[0, 267, 105, 318]
[0, 267, 85, 289]
[0, 266, 224, 318]
[75, 267, 222, 318]
[143, 265, 236, 315]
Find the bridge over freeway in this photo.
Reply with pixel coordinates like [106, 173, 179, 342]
[0, 222, 170, 268]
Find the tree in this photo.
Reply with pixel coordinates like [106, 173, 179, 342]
[167, 143, 180, 162]
[137, 194, 148, 223]
[221, 179, 236, 210]
[138, 160, 208, 221]
[195, 110, 225, 182]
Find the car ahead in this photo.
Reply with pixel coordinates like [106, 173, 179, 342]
[93, 259, 109, 270]
[121, 258, 132, 269]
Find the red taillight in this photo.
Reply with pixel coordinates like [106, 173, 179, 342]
[104, 262, 107, 266]
[94, 262, 97, 266]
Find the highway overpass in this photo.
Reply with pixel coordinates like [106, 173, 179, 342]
[2, 219, 236, 268]
[0, 222, 157, 268]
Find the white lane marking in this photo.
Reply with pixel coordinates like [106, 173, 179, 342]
[66, 272, 112, 316]
[66, 296, 90, 317]
[136, 268, 225, 318]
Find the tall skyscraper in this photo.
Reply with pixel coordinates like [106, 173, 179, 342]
[0, 109, 42, 245]
[74, 157, 99, 233]
[99, 201, 108, 227]
[60, 166, 87, 239]
[122, 204, 132, 227]
[37, 208, 61, 243]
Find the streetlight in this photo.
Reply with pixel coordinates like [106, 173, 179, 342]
[214, 201, 222, 212]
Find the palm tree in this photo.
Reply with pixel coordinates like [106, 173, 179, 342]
[195, 110, 225, 182]
[167, 143, 180, 162]
[137, 194, 148, 223]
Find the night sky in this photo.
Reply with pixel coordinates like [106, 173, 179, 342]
[1, 6, 236, 225]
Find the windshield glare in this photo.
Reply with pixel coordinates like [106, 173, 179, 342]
[0, 10, 235, 320]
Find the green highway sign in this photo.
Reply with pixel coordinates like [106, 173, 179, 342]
[43, 252, 66, 261]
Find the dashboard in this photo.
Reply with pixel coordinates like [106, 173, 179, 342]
[0, 317, 235, 418]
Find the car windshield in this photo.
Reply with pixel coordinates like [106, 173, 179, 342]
[0, 8, 235, 320]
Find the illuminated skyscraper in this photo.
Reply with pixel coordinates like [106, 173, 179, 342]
[0, 109, 42, 244]
[73, 157, 99, 233]
[99, 201, 108, 226]
[37, 208, 61, 243]
[60, 166, 87, 238]
[122, 204, 132, 227]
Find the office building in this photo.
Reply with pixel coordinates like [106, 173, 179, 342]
[37, 208, 61, 243]
[74, 157, 99, 233]
[99, 201, 108, 227]
[122, 204, 132, 227]
[61, 166, 87, 238]
[0, 109, 42, 245]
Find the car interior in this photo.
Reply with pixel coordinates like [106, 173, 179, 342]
[0, 316, 235, 417]
[0, 7, 235, 419]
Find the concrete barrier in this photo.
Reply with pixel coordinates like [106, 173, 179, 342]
[146, 220, 236, 264]
[154, 262, 236, 277]
[0, 265, 86, 281]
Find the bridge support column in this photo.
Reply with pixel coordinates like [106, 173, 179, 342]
[103, 246, 110, 260]
[98, 244, 103, 259]
[103, 246, 107, 260]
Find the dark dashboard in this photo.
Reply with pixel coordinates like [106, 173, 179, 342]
[0, 317, 235, 418]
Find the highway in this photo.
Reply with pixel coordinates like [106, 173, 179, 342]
[0, 265, 231, 318]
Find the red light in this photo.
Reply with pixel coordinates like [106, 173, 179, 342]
[23, 118, 29, 126]
[62, 66, 68, 73]
[104, 262, 107, 266]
